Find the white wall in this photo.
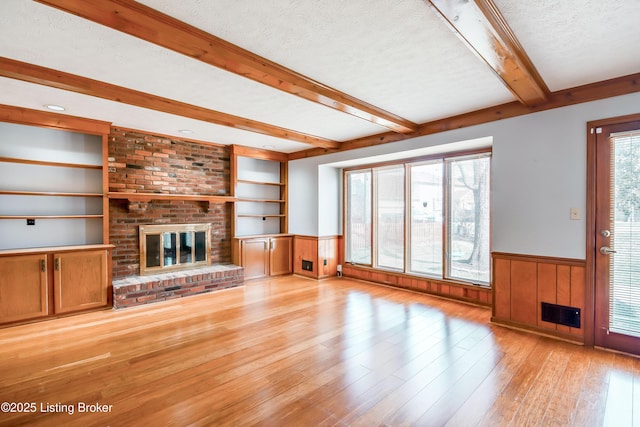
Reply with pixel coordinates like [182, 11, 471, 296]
[318, 165, 342, 236]
[289, 91, 640, 260]
[288, 158, 319, 235]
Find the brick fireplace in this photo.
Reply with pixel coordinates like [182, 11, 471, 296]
[108, 128, 243, 307]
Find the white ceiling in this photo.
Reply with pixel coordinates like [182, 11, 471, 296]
[1, 0, 639, 153]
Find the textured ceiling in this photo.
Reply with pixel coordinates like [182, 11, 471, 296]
[494, 0, 640, 92]
[1, 0, 639, 153]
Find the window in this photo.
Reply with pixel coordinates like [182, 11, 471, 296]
[346, 170, 372, 265]
[345, 152, 491, 286]
[409, 161, 443, 276]
[375, 166, 405, 270]
[447, 156, 491, 283]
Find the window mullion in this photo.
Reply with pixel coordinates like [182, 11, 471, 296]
[443, 159, 451, 280]
[371, 168, 378, 268]
[405, 164, 411, 274]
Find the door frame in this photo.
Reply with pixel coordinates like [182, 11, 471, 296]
[586, 112, 640, 348]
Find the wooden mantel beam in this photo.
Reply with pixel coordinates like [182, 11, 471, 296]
[35, 0, 418, 134]
[0, 57, 339, 149]
[426, 0, 550, 107]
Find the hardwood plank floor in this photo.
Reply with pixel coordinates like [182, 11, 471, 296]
[0, 275, 638, 426]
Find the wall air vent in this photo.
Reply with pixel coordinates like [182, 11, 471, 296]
[302, 260, 313, 271]
[541, 302, 581, 328]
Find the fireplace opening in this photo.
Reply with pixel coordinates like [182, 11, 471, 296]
[139, 223, 211, 275]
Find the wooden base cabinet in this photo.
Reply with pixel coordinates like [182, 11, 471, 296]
[54, 250, 109, 314]
[0, 254, 48, 324]
[0, 245, 112, 325]
[233, 235, 292, 280]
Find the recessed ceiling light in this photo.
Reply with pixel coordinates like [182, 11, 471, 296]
[44, 104, 65, 111]
[179, 129, 194, 134]
[262, 145, 275, 150]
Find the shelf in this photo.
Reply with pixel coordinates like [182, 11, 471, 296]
[237, 214, 286, 218]
[235, 198, 285, 203]
[237, 179, 285, 187]
[108, 192, 235, 202]
[233, 233, 292, 239]
[0, 190, 103, 197]
[108, 191, 236, 212]
[0, 215, 104, 219]
[0, 244, 115, 257]
[0, 156, 102, 170]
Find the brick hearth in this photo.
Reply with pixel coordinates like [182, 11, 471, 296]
[112, 264, 244, 309]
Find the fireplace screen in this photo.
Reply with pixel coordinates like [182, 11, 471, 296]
[139, 223, 211, 275]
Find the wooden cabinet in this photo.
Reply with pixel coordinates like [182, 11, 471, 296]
[269, 236, 293, 276]
[230, 145, 292, 279]
[0, 106, 113, 326]
[234, 236, 292, 280]
[54, 250, 109, 314]
[241, 238, 270, 279]
[0, 254, 48, 324]
[0, 246, 112, 325]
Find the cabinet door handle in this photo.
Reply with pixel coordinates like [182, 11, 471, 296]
[55, 258, 60, 271]
[41, 259, 46, 272]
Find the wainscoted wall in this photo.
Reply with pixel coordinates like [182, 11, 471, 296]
[108, 128, 232, 279]
[341, 265, 492, 306]
[492, 252, 586, 342]
[293, 235, 340, 279]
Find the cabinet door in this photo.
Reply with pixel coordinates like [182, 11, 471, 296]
[0, 254, 48, 323]
[269, 237, 292, 276]
[242, 239, 269, 280]
[54, 250, 108, 314]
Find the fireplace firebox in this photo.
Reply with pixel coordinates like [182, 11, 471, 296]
[139, 223, 211, 275]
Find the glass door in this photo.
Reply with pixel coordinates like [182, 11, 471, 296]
[594, 120, 640, 355]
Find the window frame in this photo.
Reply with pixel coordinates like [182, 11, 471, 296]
[343, 148, 491, 287]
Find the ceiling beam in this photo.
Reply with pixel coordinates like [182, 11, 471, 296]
[0, 103, 111, 135]
[35, 0, 418, 134]
[289, 72, 640, 160]
[0, 57, 340, 149]
[426, 0, 550, 107]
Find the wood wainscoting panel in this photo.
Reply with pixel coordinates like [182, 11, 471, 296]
[342, 264, 492, 306]
[570, 266, 586, 337]
[292, 235, 340, 279]
[293, 236, 318, 278]
[318, 237, 339, 278]
[556, 265, 573, 335]
[491, 252, 586, 343]
[493, 257, 511, 318]
[537, 263, 558, 330]
[510, 260, 537, 326]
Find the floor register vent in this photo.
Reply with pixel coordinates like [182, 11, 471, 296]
[541, 302, 581, 328]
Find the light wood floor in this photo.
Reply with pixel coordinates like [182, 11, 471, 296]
[0, 275, 638, 426]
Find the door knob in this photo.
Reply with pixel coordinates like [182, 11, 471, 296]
[600, 246, 617, 255]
